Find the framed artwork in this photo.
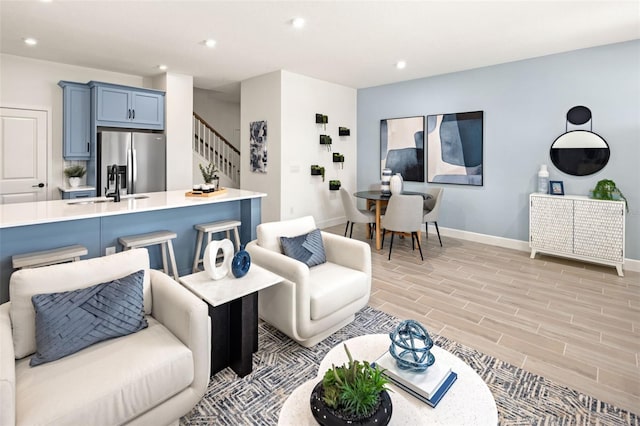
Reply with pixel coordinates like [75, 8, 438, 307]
[550, 180, 565, 195]
[426, 111, 483, 186]
[249, 120, 267, 173]
[380, 116, 425, 182]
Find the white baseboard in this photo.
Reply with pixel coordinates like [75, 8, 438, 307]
[435, 225, 640, 273]
[321, 218, 640, 273]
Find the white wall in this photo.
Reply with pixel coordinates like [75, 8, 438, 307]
[193, 88, 240, 150]
[240, 71, 282, 223]
[240, 70, 357, 226]
[0, 54, 144, 199]
[281, 71, 357, 227]
[153, 72, 193, 190]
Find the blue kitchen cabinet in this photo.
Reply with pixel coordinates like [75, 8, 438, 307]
[89, 81, 165, 130]
[58, 188, 96, 199]
[58, 81, 91, 160]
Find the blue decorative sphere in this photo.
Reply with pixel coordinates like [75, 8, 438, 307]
[231, 246, 251, 278]
[389, 320, 434, 372]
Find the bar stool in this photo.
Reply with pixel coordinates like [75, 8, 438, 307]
[192, 219, 241, 273]
[118, 231, 179, 281]
[12, 244, 88, 269]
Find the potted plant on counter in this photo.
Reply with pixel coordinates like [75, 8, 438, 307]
[310, 344, 392, 426]
[591, 179, 629, 212]
[199, 162, 220, 191]
[64, 165, 86, 188]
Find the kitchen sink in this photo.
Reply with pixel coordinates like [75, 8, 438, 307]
[66, 195, 149, 205]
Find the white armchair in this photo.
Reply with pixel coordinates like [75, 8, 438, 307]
[246, 216, 371, 347]
[0, 249, 210, 426]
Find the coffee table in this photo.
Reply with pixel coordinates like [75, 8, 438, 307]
[278, 334, 498, 425]
[179, 264, 282, 377]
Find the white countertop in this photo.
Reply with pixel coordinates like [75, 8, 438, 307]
[179, 265, 283, 307]
[58, 185, 96, 192]
[0, 188, 266, 229]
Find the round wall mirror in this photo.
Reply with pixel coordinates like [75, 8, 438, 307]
[550, 106, 609, 176]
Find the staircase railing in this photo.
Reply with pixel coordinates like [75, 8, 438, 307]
[193, 112, 240, 186]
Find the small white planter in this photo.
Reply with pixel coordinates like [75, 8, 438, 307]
[68, 177, 81, 188]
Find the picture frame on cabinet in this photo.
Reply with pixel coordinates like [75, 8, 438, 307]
[550, 181, 564, 195]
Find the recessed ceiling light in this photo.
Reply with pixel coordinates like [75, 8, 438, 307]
[158, 64, 168, 71]
[24, 38, 38, 46]
[291, 17, 305, 29]
[396, 61, 407, 70]
[204, 39, 217, 48]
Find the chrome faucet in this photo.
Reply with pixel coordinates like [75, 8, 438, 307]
[105, 164, 121, 202]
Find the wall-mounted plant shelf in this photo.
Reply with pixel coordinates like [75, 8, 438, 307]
[310, 165, 325, 181]
[315, 114, 328, 124]
[339, 127, 350, 136]
[320, 134, 332, 151]
[329, 180, 341, 191]
[333, 153, 344, 169]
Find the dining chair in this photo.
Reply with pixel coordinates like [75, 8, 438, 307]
[340, 188, 376, 239]
[381, 194, 424, 261]
[423, 188, 444, 247]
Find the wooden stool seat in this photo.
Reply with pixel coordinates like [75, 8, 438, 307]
[193, 220, 241, 273]
[12, 244, 88, 269]
[118, 231, 179, 280]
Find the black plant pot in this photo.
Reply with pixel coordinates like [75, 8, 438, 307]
[309, 382, 392, 426]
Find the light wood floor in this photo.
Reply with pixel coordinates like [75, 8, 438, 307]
[324, 223, 640, 414]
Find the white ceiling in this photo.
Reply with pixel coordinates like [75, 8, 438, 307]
[1, 1, 639, 102]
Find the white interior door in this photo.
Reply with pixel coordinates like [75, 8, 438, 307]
[0, 107, 48, 204]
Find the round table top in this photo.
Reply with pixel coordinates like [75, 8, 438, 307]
[278, 334, 498, 426]
[354, 190, 431, 200]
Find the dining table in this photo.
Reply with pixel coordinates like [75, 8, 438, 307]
[353, 190, 432, 250]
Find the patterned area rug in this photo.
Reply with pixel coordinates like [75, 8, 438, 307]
[180, 306, 638, 425]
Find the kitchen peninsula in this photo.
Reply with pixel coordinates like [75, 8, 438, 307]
[0, 188, 265, 303]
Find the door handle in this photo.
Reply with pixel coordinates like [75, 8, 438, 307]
[132, 109, 135, 120]
[32, 183, 45, 188]
[128, 109, 131, 119]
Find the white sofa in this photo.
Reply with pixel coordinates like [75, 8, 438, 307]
[246, 216, 371, 347]
[0, 249, 210, 426]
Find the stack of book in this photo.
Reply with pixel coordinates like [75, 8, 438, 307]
[374, 351, 457, 407]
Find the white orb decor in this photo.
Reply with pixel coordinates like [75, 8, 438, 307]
[203, 239, 234, 280]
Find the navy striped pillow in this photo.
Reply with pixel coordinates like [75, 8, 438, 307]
[280, 228, 326, 267]
[30, 270, 148, 366]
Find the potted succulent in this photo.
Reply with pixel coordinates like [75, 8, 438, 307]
[591, 179, 629, 212]
[329, 180, 341, 191]
[310, 344, 392, 426]
[199, 162, 220, 190]
[311, 165, 326, 182]
[64, 165, 86, 188]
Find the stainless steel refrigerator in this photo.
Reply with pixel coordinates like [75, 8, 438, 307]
[97, 130, 166, 196]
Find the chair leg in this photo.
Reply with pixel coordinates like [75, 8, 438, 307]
[381, 228, 386, 248]
[388, 232, 395, 260]
[425, 222, 429, 239]
[349, 222, 354, 239]
[435, 222, 442, 247]
[344, 221, 350, 237]
[413, 232, 424, 261]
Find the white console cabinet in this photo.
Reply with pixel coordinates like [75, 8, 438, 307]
[529, 193, 625, 276]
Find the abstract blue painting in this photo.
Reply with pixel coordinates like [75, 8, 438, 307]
[380, 116, 425, 182]
[427, 111, 483, 186]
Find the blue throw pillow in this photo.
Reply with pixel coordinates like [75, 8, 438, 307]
[280, 228, 326, 267]
[30, 270, 148, 367]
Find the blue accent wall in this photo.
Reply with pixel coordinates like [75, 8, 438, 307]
[357, 40, 639, 260]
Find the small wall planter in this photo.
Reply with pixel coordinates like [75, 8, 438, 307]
[329, 180, 341, 191]
[333, 153, 344, 169]
[339, 127, 350, 136]
[320, 135, 332, 151]
[315, 114, 328, 124]
[310, 165, 325, 182]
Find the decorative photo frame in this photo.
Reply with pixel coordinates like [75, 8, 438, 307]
[380, 116, 425, 182]
[426, 111, 483, 186]
[550, 180, 565, 195]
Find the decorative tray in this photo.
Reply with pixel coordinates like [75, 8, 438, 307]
[185, 188, 227, 197]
